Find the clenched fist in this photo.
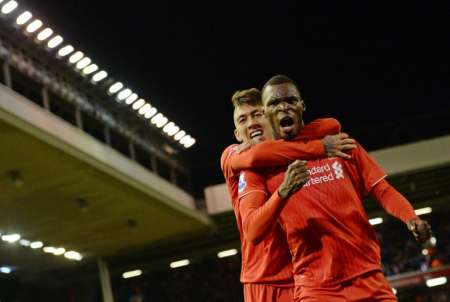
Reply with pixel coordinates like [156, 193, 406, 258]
[322, 133, 357, 159]
[407, 218, 432, 244]
[278, 160, 309, 199]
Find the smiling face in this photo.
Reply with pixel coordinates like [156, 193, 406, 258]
[262, 83, 305, 140]
[233, 103, 272, 143]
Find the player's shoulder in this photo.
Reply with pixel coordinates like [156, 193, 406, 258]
[307, 117, 341, 133]
[220, 144, 239, 171]
[237, 169, 268, 197]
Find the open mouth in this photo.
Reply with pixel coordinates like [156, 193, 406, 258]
[249, 129, 264, 139]
[279, 116, 295, 136]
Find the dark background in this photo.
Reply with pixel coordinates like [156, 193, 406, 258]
[20, 1, 450, 195]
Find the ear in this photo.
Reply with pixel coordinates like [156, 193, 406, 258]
[301, 99, 306, 112]
[234, 129, 243, 142]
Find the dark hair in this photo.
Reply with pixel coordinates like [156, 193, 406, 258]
[262, 74, 300, 94]
[231, 88, 262, 108]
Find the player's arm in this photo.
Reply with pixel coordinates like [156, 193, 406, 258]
[238, 161, 309, 244]
[353, 144, 432, 243]
[230, 119, 356, 172]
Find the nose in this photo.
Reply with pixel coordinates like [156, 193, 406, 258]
[247, 116, 261, 129]
[276, 101, 290, 112]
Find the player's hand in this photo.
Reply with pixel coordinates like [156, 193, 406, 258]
[407, 218, 432, 244]
[236, 141, 253, 154]
[322, 133, 357, 159]
[278, 160, 309, 199]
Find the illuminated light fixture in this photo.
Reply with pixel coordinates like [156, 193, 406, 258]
[174, 130, 186, 141]
[47, 35, 63, 48]
[369, 217, 383, 226]
[1, 1, 17, 14]
[19, 239, 30, 246]
[117, 88, 132, 101]
[217, 248, 238, 258]
[1, 233, 21, 243]
[426, 277, 447, 287]
[30, 241, 43, 249]
[58, 45, 74, 57]
[108, 82, 123, 94]
[180, 135, 192, 145]
[415, 207, 432, 216]
[144, 107, 157, 119]
[184, 137, 196, 148]
[75, 57, 91, 70]
[392, 288, 397, 295]
[26, 19, 43, 33]
[16, 11, 32, 25]
[0, 267, 11, 274]
[422, 248, 429, 256]
[92, 70, 108, 82]
[430, 236, 437, 245]
[68, 51, 84, 64]
[151, 113, 168, 128]
[82, 64, 98, 75]
[163, 122, 180, 136]
[64, 251, 83, 261]
[43, 246, 56, 254]
[169, 259, 189, 269]
[37, 28, 53, 41]
[138, 103, 151, 115]
[53, 247, 66, 256]
[125, 93, 138, 105]
[122, 269, 142, 279]
[132, 99, 146, 110]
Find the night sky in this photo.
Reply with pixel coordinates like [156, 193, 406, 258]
[20, 1, 450, 195]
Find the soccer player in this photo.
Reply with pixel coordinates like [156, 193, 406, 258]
[221, 88, 356, 302]
[237, 75, 432, 302]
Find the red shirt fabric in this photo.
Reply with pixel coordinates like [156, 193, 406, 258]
[238, 144, 389, 287]
[220, 118, 340, 285]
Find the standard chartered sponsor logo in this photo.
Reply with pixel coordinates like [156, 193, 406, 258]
[332, 161, 344, 179]
[303, 161, 344, 187]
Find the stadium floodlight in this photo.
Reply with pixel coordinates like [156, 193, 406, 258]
[369, 217, 383, 226]
[122, 269, 142, 279]
[163, 122, 180, 136]
[37, 28, 53, 41]
[92, 70, 108, 82]
[117, 88, 132, 101]
[132, 99, 146, 110]
[43, 246, 56, 254]
[64, 251, 83, 261]
[82, 64, 98, 75]
[19, 239, 30, 246]
[0, 267, 11, 274]
[426, 277, 447, 287]
[169, 259, 189, 269]
[53, 247, 66, 256]
[151, 113, 168, 128]
[47, 35, 63, 48]
[58, 45, 74, 57]
[180, 135, 191, 145]
[144, 107, 157, 119]
[125, 93, 138, 105]
[68, 51, 84, 64]
[1, 1, 17, 14]
[138, 103, 151, 115]
[415, 207, 432, 216]
[1, 233, 21, 243]
[75, 57, 91, 70]
[108, 82, 123, 94]
[392, 288, 397, 295]
[184, 137, 196, 148]
[16, 11, 32, 25]
[26, 19, 43, 33]
[217, 249, 238, 258]
[174, 130, 186, 141]
[157, 117, 168, 128]
[422, 248, 429, 256]
[30, 241, 43, 249]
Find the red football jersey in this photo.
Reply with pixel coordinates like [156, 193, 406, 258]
[220, 119, 340, 285]
[238, 145, 388, 287]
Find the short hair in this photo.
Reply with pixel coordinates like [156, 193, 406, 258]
[262, 74, 300, 95]
[231, 88, 262, 108]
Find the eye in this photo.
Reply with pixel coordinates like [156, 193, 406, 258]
[238, 117, 246, 124]
[253, 111, 263, 118]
